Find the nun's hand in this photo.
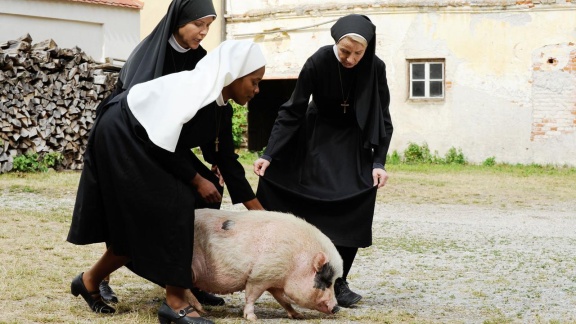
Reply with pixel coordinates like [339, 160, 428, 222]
[191, 174, 222, 203]
[211, 164, 225, 187]
[253, 158, 270, 176]
[373, 168, 389, 189]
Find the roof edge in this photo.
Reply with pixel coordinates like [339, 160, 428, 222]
[65, 0, 144, 10]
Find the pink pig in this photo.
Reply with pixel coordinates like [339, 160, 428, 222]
[190, 208, 343, 321]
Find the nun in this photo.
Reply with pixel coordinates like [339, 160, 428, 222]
[94, 0, 226, 305]
[103, 0, 217, 100]
[68, 40, 266, 324]
[253, 14, 393, 308]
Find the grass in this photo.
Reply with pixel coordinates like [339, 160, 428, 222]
[240, 150, 576, 208]
[0, 170, 79, 198]
[379, 163, 576, 207]
[1, 157, 576, 323]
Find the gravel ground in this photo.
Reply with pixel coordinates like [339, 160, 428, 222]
[213, 199, 576, 323]
[361, 202, 576, 323]
[2, 190, 575, 323]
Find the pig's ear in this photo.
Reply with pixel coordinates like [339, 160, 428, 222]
[313, 251, 328, 272]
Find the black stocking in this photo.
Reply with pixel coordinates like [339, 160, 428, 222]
[335, 245, 358, 280]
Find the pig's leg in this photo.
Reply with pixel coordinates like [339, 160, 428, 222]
[184, 289, 206, 314]
[268, 288, 304, 319]
[243, 284, 267, 321]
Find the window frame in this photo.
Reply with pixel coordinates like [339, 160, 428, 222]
[407, 59, 446, 100]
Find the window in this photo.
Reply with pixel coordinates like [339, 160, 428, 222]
[408, 60, 445, 99]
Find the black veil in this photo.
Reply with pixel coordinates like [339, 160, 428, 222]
[118, 0, 216, 90]
[331, 14, 388, 149]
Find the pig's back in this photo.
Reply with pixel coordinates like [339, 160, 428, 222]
[192, 209, 341, 292]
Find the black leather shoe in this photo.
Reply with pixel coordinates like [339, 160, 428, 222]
[191, 287, 225, 306]
[99, 280, 119, 303]
[157, 301, 214, 324]
[70, 273, 116, 314]
[334, 278, 362, 308]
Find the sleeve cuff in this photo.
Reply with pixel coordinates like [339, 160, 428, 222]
[261, 154, 272, 162]
[373, 163, 385, 170]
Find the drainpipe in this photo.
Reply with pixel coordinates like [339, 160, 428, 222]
[220, 0, 227, 41]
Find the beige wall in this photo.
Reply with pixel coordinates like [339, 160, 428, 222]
[224, 1, 576, 166]
[140, 0, 223, 50]
[0, 0, 140, 62]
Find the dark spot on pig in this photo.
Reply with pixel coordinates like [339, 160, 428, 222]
[314, 262, 336, 290]
[221, 220, 234, 230]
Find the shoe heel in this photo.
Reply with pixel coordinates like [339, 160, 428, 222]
[71, 281, 80, 297]
[70, 272, 116, 314]
[158, 315, 171, 324]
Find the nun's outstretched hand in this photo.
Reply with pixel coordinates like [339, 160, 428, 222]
[373, 168, 389, 189]
[253, 158, 270, 177]
[191, 173, 222, 203]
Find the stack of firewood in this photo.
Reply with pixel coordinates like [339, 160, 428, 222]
[0, 34, 119, 173]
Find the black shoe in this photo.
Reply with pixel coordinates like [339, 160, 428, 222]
[99, 280, 119, 303]
[191, 287, 225, 306]
[334, 278, 362, 308]
[70, 273, 116, 314]
[157, 301, 214, 324]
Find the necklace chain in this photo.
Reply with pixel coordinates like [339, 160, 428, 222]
[170, 47, 190, 73]
[337, 62, 352, 113]
[214, 105, 223, 152]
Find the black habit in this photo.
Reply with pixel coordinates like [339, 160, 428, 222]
[118, 0, 215, 91]
[99, 0, 219, 206]
[257, 26, 393, 248]
[67, 92, 254, 288]
[96, 0, 214, 112]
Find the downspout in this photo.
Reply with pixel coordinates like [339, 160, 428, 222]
[220, 0, 227, 41]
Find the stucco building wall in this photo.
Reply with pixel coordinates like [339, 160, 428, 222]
[225, 0, 576, 166]
[0, 0, 140, 62]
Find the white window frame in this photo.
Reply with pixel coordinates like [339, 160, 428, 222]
[408, 59, 445, 100]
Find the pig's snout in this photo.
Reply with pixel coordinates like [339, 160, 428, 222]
[331, 305, 340, 314]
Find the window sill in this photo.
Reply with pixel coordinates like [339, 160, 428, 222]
[406, 97, 445, 103]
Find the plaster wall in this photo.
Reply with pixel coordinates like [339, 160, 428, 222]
[0, 0, 140, 62]
[226, 2, 576, 166]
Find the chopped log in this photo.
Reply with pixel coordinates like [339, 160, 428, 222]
[30, 50, 51, 64]
[31, 38, 58, 52]
[0, 34, 119, 173]
[3, 40, 31, 54]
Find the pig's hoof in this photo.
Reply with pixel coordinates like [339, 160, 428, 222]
[191, 287, 225, 306]
[244, 313, 258, 321]
[288, 311, 305, 319]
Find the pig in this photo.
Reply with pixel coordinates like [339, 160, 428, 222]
[189, 208, 343, 321]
